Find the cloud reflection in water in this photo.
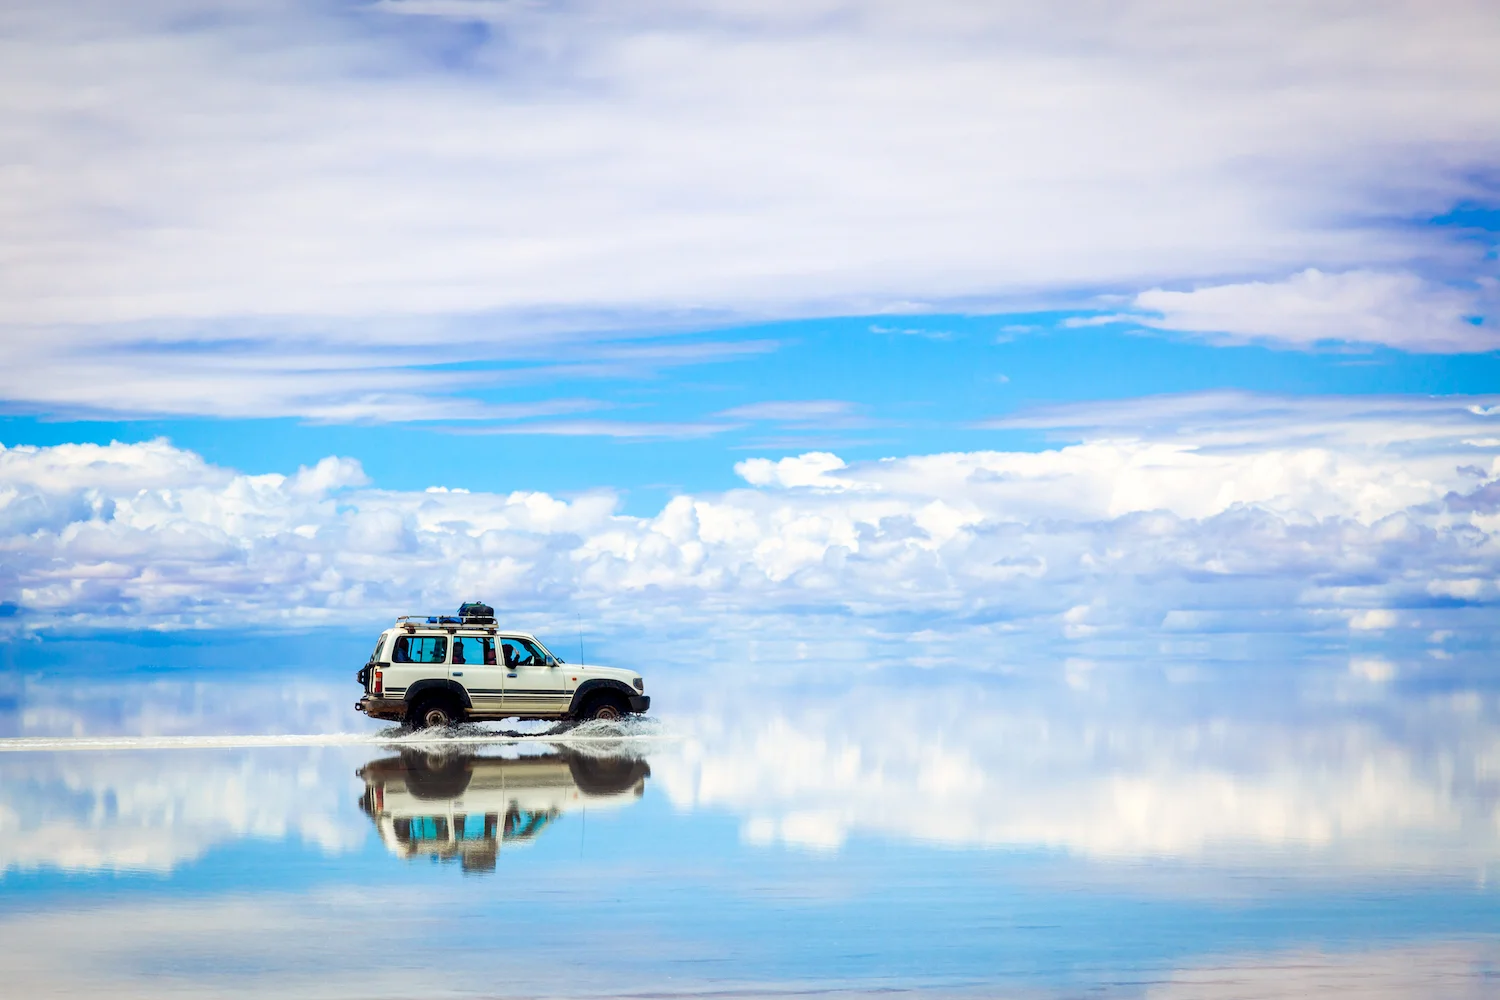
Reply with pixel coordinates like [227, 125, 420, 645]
[2, 653, 1499, 997]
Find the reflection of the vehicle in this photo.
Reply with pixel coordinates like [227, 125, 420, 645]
[358, 748, 650, 873]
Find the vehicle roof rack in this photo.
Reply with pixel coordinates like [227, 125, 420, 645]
[395, 601, 498, 631]
[394, 616, 500, 633]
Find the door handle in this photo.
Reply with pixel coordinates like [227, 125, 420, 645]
[451, 671, 463, 677]
[507, 672, 518, 678]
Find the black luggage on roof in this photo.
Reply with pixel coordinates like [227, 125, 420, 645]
[458, 601, 495, 624]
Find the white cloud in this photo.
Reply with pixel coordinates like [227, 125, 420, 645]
[1350, 610, 1399, 632]
[718, 400, 856, 422]
[1131, 269, 1496, 352]
[733, 451, 853, 489]
[4, 0, 1493, 329]
[462, 418, 735, 440]
[868, 325, 955, 341]
[0, 392, 1496, 635]
[0, 2, 1496, 420]
[0, 330, 765, 423]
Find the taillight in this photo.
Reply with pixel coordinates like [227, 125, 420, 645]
[373, 670, 383, 696]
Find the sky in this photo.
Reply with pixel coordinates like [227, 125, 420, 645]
[0, 0, 1497, 644]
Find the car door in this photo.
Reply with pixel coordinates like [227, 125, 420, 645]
[450, 634, 502, 717]
[499, 636, 567, 716]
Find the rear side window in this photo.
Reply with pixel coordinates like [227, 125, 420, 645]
[452, 636, 495, 666]
[392, 635, 448, 664]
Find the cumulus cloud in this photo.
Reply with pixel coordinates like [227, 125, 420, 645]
[733, 452, 854, 489]
[0, 392, 1495, 636]
[1129, 270, 1497, 352]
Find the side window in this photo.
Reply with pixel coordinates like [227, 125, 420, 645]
[451, 636, 494, 666]
[501, 637, 549, 667]
[367, 633, 387, 663]
[391, 635, 448, 664]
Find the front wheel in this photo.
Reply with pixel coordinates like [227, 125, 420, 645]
[577, 693, 627, 722]
[408, 695, 461, 730]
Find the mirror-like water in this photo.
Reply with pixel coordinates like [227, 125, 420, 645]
[3, 636, 1499, 998]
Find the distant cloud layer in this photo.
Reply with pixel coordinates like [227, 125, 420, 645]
[0, 1, 1496, 421]
[1130, 270, 1497, 353]
[1, 393, 1494, 637]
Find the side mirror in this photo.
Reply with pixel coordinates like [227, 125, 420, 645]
[545, 656, 557, 666]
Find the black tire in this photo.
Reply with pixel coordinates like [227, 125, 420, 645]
[577, 692, 628, 723]
[400, 751, 474, 798]
[566, 752, 651, 794]
[407, 694, 462, 730]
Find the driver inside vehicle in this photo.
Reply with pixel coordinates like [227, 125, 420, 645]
[502, 639, 546, 667]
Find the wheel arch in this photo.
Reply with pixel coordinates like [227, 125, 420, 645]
[404, 678, 473, 710]
[567, 678, 635, 716]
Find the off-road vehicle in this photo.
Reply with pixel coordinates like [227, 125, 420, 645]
[355, 603, 649, 729]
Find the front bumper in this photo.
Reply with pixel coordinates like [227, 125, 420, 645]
[629, 695, 650, 713]
[356, 695, 407, 721]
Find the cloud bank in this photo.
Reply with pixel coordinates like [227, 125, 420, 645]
[0, 393, 1495, 636]
[0, 1, 1498, 421]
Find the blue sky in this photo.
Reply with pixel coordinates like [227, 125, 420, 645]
[5, 312, 1498, 513]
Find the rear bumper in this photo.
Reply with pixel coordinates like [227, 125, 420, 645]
[356, 695, 407, 720]
[629, 695, 650, 714]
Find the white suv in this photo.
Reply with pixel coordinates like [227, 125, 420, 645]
[356, 607, 649, 729]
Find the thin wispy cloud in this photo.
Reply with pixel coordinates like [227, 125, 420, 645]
[717, 400, 857, 421]
[456, 418, 737, 440]
[868, 325, 955, 342]
[716, 401, 877, 438]
[0, 326, 779, 422]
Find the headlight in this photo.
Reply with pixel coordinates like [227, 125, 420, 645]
[632, 677, 644, 692]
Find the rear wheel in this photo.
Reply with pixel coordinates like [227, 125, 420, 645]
[408, 694, 462, 729]
[578, 692, 627, 722]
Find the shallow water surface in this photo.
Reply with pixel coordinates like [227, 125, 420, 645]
[3, 639, 1499, 998]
